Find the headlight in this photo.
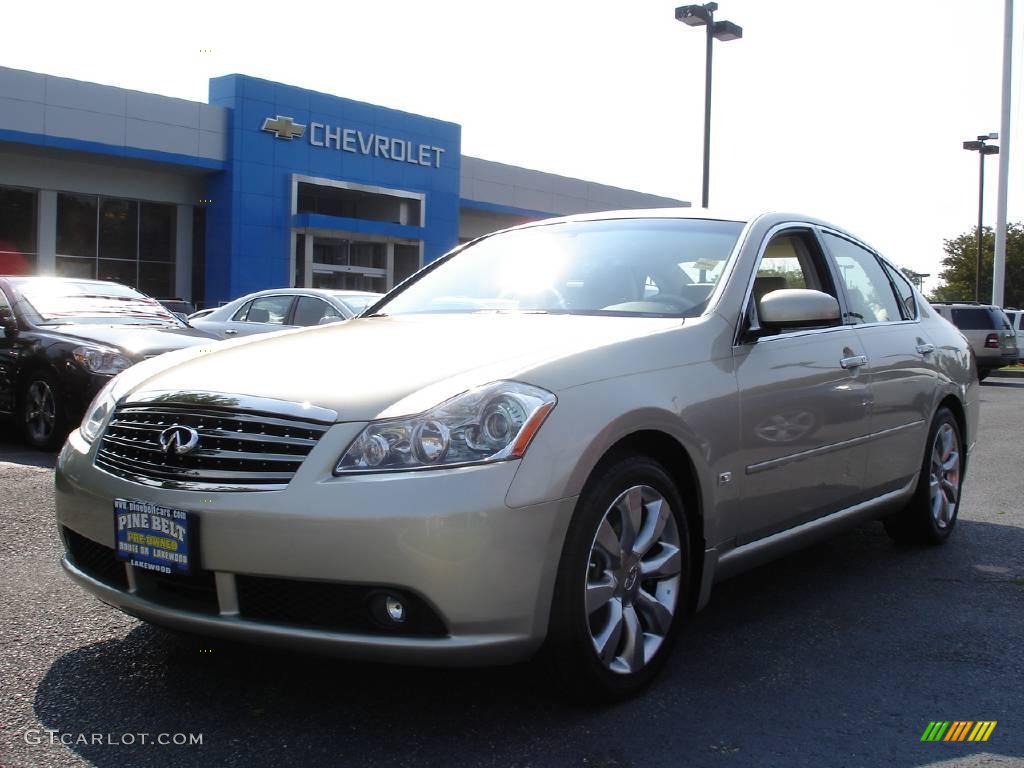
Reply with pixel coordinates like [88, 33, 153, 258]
[336, 381, 556, 473]
[72, 345, 133, 375]
[80, 380, 117, 443]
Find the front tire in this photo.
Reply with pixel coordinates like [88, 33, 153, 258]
[545, 455, 692, 701]
[883, 406, 963, 545]
[19, 371, 67, 450]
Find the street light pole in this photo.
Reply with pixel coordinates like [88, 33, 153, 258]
[962, 134, 999, 303]
[702, 12, 714, 208]
[975, 148, 985, 303]
[675, 3, 743, 208]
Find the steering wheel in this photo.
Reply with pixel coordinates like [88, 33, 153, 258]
[642, 294, 699, 313]
[498, 286, 567, 310]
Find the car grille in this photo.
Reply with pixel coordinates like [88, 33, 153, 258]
[95, 404, 330, 491]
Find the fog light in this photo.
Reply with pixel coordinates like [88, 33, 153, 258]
[369, 591, 407, 629]
[385, 595, 405, 623]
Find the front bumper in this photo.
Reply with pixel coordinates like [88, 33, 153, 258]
[55, 427, 577, 665]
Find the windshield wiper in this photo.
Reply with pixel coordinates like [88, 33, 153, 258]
[361, 312, 388, 318]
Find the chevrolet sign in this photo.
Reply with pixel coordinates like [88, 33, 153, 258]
[261, 115, 445, 169]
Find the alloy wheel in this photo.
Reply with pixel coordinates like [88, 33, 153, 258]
[585, 485, 682, 675]
[24, 380, 56, 443]
[929, 422, 961, 529]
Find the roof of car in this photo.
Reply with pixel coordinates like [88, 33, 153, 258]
[1, 275, 123, 286]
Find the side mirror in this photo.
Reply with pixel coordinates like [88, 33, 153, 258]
[758, 289, 840, 329]
[1, 316, 16, 338]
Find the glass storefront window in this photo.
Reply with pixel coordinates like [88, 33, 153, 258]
[138, 262, 174, 298]
[0, 186, 38, 274]
[55, 193, 176, 297]
[140, 202, 175, 261]
[97, 258, 137, 287]
[57, 193, 98, 259]
[55, 257, 96, 279]
[99, 198, 138, 261]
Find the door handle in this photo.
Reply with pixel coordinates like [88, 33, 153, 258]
[224, 329, 237, 335]
[840, 354, 868, 369]
[916, 343, 935, 354]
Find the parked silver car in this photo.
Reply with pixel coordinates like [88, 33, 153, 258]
[55, 211, 978, 699]
[190, 287, 381, 339]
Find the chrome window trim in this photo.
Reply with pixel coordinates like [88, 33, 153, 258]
[122, 390, 338, 424]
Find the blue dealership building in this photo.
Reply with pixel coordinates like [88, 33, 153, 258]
[0, 65, 686, 306]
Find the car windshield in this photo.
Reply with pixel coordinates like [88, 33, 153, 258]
[376, 218, 744, 318]
[334, 293, 380, 313]
[14, 279, 183, 327]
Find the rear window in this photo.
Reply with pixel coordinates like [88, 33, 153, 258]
[950, 307, 1011, 330]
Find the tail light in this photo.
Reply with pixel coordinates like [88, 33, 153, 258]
[984, 333, 1000, 348]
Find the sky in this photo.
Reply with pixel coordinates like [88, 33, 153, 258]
[3, 0, 1021, 292]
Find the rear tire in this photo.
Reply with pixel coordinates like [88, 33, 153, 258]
[883, 407, 963, 545]
[544, 455, 692, 702]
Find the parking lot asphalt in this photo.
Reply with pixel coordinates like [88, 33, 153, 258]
[1, 383, 1022, 768]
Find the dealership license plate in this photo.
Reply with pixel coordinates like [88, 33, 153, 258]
[113, 499, 194, 575]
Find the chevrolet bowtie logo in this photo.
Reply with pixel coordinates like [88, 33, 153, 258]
[261, 115, 306, 140]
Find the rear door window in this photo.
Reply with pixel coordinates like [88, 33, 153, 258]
[822, 233, 902, 325]
[293, 296, 340, 326]
[243, 295, 293, 325]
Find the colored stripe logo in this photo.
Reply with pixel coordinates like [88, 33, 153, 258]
[921, 721, 997, 742]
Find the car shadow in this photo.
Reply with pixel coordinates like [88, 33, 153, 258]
[981, 378, 1024, 388]
[0, 426, 56, 469]
[33, 518, 1024, 767]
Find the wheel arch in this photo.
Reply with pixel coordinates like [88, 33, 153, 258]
[576, 428, 707, 613]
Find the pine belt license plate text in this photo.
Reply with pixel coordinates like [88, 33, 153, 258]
[113, 499, 194, 575]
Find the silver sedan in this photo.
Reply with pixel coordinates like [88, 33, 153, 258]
[55, 210, 977, 700]
[190, 287, 381, 339]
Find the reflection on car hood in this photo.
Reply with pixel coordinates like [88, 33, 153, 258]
[48, 324, 219, 357]
[126, 313, 679, 420]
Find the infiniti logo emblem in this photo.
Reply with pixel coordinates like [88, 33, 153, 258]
[158, 425, 199, 456]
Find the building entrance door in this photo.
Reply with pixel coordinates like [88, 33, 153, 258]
[292, 232, 421, 292]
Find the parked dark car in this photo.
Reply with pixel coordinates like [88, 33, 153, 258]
[156, 297, 196, 321]
[0, 276, 218, 449]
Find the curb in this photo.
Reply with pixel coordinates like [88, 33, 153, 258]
[991, 369, 1024, 379]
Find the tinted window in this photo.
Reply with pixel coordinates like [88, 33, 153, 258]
[244, 295, 292, 325]
[823, 234, 902, 325]
[377, 218, 744, 318]
[950, 308, 1008, 330]
[293, 296, 339, 326]
[882, 263, 918, 320]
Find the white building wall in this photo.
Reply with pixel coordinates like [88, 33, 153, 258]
[460, 156, 686, 217]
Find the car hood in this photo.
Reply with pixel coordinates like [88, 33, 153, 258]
[48, 323, 218, 358]
[125, 313, 680, 421]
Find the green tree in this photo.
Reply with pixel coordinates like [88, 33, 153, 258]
[930, 222, 1024, 307]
